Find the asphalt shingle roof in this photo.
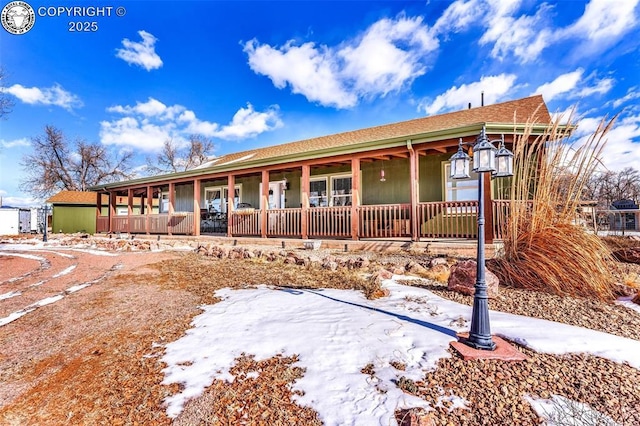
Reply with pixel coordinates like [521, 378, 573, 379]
[47, 191, 97, 205]
[201, 95, 550, 169]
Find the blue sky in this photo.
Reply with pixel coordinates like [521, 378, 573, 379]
[1, 0, 639, 207]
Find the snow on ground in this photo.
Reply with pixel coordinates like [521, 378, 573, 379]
[162, 278, 640, 425]
[0, 291, 21, 300]
[616, 296, 640, 315]
[52, 265, 76, 278]
[526, 394, 620, 426]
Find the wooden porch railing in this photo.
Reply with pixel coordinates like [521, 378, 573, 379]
[112, 216, 128, 233]
[419, 201, 478, 238]
[169, 213, 194, 235]
[149, 214, 169, 233]
[308, 206, 351, 238]
[96, 216, 109, 233]
[106, 213, 194, 235]
[130, 214, 147, 233]
[359, 204, 411, 238]
[230, 210, 261, 236]
[267, 208, 302, 237]
[101, 202, 517, 240]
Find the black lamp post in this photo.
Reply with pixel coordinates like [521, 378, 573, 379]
[450, 127, 513, 350]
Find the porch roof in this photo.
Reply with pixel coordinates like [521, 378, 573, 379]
[92, 95, 554, 190]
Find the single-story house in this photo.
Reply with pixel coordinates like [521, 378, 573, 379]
[608, 199, 640, 232]
[89, 95, 559, 242]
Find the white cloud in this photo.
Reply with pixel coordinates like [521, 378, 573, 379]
[572, 114, 640, 172]
[101, 98, 282, 150]
[0, 137, 30, 149]
[533, 69, 584, 102]
[209, 104, 283, 140]
[609, 87, 640, 109]
[419, 74, 517, 115]
[244, 15, 438, 108]
[432, 0, 484, 36]
[562, 0, 639, 45]
[599, 115, 640, 171]
[107, 97, 185, 120]
[0, 193, 41, 208]
[533, 69, 614, 102]
[99, 116, 177, 151]
[1, 83, 82, 110]
[480, 1, 553, 62]
[115, 30, 163, 71]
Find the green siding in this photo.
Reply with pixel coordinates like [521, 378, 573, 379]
[419, 154, 447, 202]
[362, 158, 410, 204]
[52, 205, 96, 234]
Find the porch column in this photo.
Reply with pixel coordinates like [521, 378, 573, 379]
[409, 143, 420, 242]
[96, 191, 102, 229]
[301, 165, 310, 239]
[227, 174, 235, 237]
[351, 158, 360, 240]
[127, 189, 133, 234]
[483, 173, 494, 244]
[109, 192, 116, 233]
[168, 182, 175, 236]
[261, 170, 269, 238]
[193, 179, 201, 236]
[146, 186, 152, 235]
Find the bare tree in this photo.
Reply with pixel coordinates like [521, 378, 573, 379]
[585, 167, 640, 208]
[20, 125, 133, 199]
[147, 134, 214, 174]
[0, 67, 14, 118]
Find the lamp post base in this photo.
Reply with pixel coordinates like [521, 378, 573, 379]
[459, 334, 496, 351]
[451, 334, 526, 361]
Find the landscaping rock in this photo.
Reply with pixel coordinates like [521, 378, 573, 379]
[397, 408, 436, 426]
[378, 268, 393, 280]
[430, 257, 449, 268]
[448, 260, 499, 298]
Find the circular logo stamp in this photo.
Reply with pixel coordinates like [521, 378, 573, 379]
[2, 1, 35, 35]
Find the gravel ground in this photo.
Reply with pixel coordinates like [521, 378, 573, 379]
[1, 234, 639, 425]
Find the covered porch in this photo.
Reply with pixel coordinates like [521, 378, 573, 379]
[95, 131, 515, 243]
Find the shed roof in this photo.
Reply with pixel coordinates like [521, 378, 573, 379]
[47, 191, 97, 205]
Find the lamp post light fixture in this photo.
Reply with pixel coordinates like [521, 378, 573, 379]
[450, 127, 514, 350]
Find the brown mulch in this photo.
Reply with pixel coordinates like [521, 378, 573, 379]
[1, 238, 640, 426]
[405, 279, 640, 341]
[407, 347, 640, 425]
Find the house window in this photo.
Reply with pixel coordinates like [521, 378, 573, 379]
[444, 163, 478, 201]
[205, 185, 242, 213]
[331, 176, 352, 206]
[160, 192, 169, 213]
[309, 179, 328, 207]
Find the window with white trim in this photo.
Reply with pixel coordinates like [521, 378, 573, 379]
[205, 185, 242, 213]
[309, 178, 328, 207]
[444, 163, 478, 201]
[331, 176, 352, 206]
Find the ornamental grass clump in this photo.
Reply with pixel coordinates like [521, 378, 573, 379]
[493, 112, 617, 301]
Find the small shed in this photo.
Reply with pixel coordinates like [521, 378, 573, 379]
[47, 191, 98, 234]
